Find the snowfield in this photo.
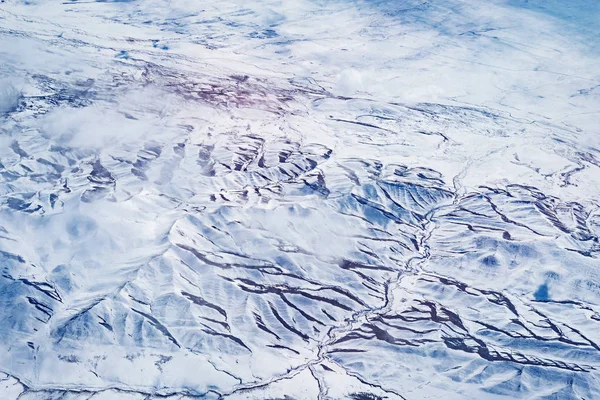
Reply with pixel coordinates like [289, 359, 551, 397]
[0, 0, 599, 399]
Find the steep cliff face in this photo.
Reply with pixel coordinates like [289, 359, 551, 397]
[0, 0, 599, 399]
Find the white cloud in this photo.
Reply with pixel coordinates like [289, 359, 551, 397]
[0, 79, 21, 115]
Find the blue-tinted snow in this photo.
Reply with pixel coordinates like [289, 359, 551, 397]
[0, 0, 599, 399]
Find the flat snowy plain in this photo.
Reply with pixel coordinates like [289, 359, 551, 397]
[1, 0, 599, 399]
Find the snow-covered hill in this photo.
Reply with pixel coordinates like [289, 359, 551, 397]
[1, 0, 599, 398]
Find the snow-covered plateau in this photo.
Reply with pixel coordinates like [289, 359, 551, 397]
[1, 0, 599, 398]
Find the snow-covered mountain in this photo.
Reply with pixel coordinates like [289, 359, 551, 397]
[1, 0, 599, 398]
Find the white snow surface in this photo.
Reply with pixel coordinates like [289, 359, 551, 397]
[0, 0, 599, 399]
